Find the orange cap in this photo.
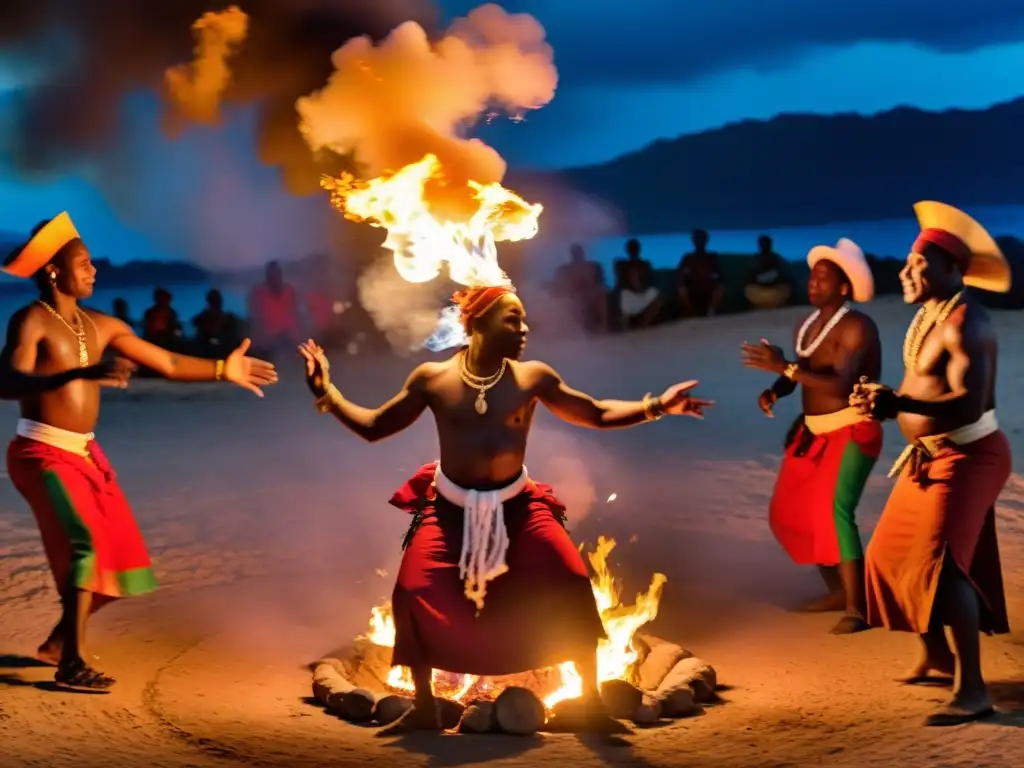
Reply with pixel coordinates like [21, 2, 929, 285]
[2, 212, 81, 279]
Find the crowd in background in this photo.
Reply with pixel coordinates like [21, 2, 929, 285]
[552, 229, 795, 333]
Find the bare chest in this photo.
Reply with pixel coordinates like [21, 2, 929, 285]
[37, 315, 103, 371]
[429, 372, 536, 432]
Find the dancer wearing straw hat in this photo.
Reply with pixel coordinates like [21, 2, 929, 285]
[851, 201, 1012, 726]
[742, 238, 882, 635]
[0, 214, 278, 693]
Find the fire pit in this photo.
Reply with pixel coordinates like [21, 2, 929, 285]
[310, 537, 720, 734]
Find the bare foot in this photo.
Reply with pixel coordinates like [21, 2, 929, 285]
[375, 701, 443, 737]
[795, 590, 845, 613]
[925, 692, 995, 726]
[895, 653, 956, 685]
[829, 613, 871, 635]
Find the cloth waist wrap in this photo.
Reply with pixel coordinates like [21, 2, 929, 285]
[433, 464, 529, 612]
[804, 406, 871, 435]
[16, 418, 94, 458]
[888, 410, 999, 479]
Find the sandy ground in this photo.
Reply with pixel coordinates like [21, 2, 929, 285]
[2, 296, 1024, 767]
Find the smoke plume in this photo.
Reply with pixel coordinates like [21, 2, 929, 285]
[297, 3, 557, 187]
[0, 0, 438, 194]
[164, 6, 250, 132]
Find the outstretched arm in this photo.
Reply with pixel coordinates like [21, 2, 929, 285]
[316, 366, 430, 443]
[300, 340, 428, 442]
[532, 364, 667, 430]
[104, 314, 276, 394]
[0, 308, 90, 399]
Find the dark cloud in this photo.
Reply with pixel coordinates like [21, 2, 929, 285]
[444, 0, 1024, 85]
[0, 0, 438, 194]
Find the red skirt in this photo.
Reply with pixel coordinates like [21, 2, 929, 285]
[388, 462, 607, 676]
[7, 436, 158, 599]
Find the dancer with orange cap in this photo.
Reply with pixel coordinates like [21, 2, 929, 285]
[299, 281, 712, 734]
[741, 239, 882, 634]
[851, 202, 1012, 726]
[0, 214, 278, 692]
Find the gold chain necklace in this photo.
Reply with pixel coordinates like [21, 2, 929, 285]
[459, 350, 507, 415]
[903, 290, 963, 369]
[37, 300, 91, 366]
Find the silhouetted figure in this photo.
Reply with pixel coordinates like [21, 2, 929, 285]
[745, 235, 793, 310]
[247, 260, 301, 360]
[191, 289, 242, 358]
[614, 240, 662, 330]
[112, 298, 134, 330]
[142, 288, 182, 351]
[305, 255, 345, 349]
[553, 244, 608, 333]
[677, 229, 724, 317]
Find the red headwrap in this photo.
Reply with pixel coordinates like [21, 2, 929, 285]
[452, 285, 516, 332]
[913, 228, 972, 272]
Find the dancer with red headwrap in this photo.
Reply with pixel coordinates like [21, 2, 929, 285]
[299, 282, 712, 734]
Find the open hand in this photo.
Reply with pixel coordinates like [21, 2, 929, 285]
[659, 380, 714, 419]
[81, 357, 136, 389]
[223, 338, 278, 397]
[758, 388, 777, 417]
[298, 339, 330, 398]
[850, 377, 899, 421]
[740, 338, 787, 374]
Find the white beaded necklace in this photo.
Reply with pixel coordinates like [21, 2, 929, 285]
[795, 304, 850, 358]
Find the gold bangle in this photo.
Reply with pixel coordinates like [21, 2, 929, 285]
[214, 359, 225, 381]
[783, 362, 799, 381]
[643, 393, 663, 421]
[315, 384, 341, 414]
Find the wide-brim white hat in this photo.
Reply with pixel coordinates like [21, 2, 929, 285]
[913, 201, 1011, 294]
[807, 238, 874, 302]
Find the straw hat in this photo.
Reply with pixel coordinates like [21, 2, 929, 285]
[807, 238, 874, 302]
[1, 212, 80, 279]
[913, 201, 1011, 294]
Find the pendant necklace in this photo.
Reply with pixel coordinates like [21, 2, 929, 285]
[459, 351, 507, 415]
[37, 300, 92, 366]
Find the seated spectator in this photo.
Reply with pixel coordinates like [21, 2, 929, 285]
[619, 250, 663, 330]
[142, 287, 183, 351]
[112, 297, 135, 330]
[676, 229, 724, 317]
[613, 238, 653, 293]
[192, 289, 242, 357]
[553, 243, 608, 333]
[744, 235, 792, 310]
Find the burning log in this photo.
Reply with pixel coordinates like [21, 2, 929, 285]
[657, 657, 717, 704]
[634, 634, 693, 691]
[437, 697, 467, 730]
[495, 687, 546, 736]
[600, 678, 643, 720]
[631, 695, 662, 726]
[458, 700, 498, 734]
[311, 662, 377, 722]
[373, 695, 413, 726]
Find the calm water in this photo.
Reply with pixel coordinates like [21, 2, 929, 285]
[2, 203, 1021, 326]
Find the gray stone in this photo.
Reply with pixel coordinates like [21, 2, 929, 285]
[600, 678, 643, 719]
[373, 695, 413, 726]
[458, 700, 498, 733]
[656, 657, 717, 703]
[495, 687, 546, 736]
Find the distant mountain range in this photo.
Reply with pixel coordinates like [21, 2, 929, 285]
[527, 97, 1024, 234]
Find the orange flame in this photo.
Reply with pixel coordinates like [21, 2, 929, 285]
[321, 153, 541, 287]
[363, 536, 666, 709]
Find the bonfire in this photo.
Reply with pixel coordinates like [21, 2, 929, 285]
[361, 536, 666, 709]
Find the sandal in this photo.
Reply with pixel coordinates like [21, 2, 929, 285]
[55, 660, 116, 693]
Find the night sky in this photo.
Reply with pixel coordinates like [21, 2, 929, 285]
[1, 0, 1023, 264]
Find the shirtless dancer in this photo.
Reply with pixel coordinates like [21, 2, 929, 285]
[0, 213, 278, 692]
[851, 202, 1012, 726]
[300, 284, 712, 734]
[741, 239, 882, 634]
